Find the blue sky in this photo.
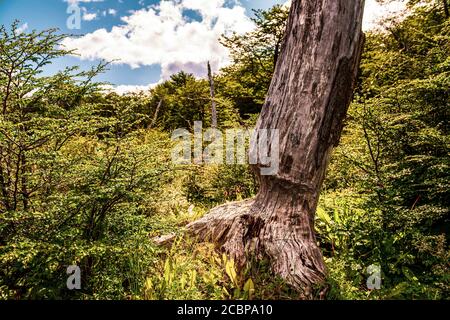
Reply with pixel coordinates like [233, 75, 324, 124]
[0, 0, 404, 93]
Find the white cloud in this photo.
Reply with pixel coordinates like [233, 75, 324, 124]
[108, 8, 117, 16]
[63, 0, 408, 86]
[65, 0, 104, 5]
[181, 0, 224, 20]
[282, 0, 407, 31]
[82, 12, 98, 21]
[61, 0, 254, 80]
[17, 23, 29, 34]
[282, 0, 291, 8]
[363, 0, 407, 31]
[101, 83, 159, 95]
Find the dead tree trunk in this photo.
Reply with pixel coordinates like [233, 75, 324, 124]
[188, 0, 365, 293]
[207, 61, 218, 129]
[443, 0, 449, 18]
[150, 99, 163, 129]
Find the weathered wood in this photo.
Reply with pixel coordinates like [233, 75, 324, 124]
[207, 61, 218, 129]
[153, 233, 177, 247]
[188, 0, 365, 293]
[444, 0, 449, 18]
[150, 99, 163, 129]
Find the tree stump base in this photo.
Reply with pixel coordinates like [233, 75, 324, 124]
[186, 197, 326, 293]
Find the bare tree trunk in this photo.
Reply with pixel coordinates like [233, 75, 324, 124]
[188, 0, 365, 294]
[20, 153, 29, 210]
[443, 0, 449, 18]
[274, 39, 281, 70]
[207, 61, 218, 129]
[150, 99, 163, 129]
[0, 149, 11, 211]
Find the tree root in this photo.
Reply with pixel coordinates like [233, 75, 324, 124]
[185, 199, 326, 295]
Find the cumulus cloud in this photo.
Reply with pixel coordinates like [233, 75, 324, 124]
[65, 0, 104, 5]
[17, 23, 29, 34]
[108, 8, 117, 16]
[101, 83, 159, 95]
[82, 12, 97, 21]
[363, 0, 407, 31]
[63, 0, 408, 92]
[282, 0, 407, 32]
[61, 0, 254, 80]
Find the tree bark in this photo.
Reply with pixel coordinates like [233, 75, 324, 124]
[188, 0, 365, 293]
[274, 40, 281, 70]
[150, 99, 163, 129]
[443, 0, 449, 18]
[207, 61, 218, 129]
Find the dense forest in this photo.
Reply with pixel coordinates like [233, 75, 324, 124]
[0, 0, 448, 300]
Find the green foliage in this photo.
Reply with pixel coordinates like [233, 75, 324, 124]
[147, 71, 240, 131]
[1, 1, 448, 301]
[184, 164, 257, 206]
[217, 5, 289, 118]
[144, 236, 300, 300]
[0, 23, 175, 299]
[321, 3, 449, 299]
